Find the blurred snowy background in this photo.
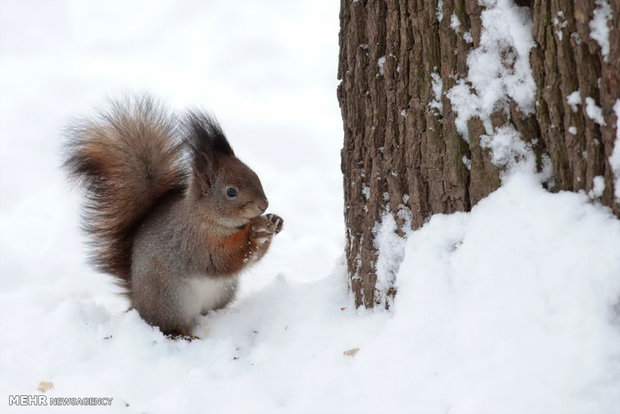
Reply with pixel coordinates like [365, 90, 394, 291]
[0, 0, 344, 291]
[1, 1, 620, 413]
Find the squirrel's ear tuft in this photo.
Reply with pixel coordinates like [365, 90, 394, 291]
[184, 111, 234, 159]
[184, 111, 234, 192]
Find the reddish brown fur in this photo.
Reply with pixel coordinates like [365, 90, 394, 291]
[64, 97, 187, 289]
[212, 225, 262, 275]
[64, 97, 284, 336]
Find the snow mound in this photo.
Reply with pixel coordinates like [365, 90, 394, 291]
[390, 172, 620, 413]
[2, 172, 619, 414]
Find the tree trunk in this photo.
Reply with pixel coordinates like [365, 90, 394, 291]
[337, 0, 620, 309]
[530, 0, 619, 205]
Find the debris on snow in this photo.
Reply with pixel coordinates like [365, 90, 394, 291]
[343, 348, 360, 357]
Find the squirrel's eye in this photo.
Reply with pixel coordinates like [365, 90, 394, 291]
[226, 187, 238, 198]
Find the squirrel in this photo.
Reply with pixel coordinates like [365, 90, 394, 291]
[64, 96, 283, 338]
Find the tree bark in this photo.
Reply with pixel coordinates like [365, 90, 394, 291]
[530, 0, 619, 207]
[337, 0, 620, 308]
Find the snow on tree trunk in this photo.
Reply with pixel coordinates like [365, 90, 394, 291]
[337, 0, 620, 309]
[530, 0, 619, 209]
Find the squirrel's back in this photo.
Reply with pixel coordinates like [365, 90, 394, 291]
[64, 97, 187, 288]
[65, 95, 283, 337]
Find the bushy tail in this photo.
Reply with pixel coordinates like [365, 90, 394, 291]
[64, 96, 187, 289]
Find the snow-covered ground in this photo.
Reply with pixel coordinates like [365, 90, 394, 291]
[1, 1, 620, 413]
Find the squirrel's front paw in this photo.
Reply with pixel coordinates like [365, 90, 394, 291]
[250, 214, 283, 240]
[264, 213, 283, 234]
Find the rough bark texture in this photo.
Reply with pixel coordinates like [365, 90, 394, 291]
[337, 0, 620, 308]
[531, 0, 619, 208]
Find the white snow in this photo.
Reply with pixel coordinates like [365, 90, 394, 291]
[589, 0, 612, 62]
[447, 79, 481, 141]
[373, 211, 409, 308]
[436, 0, 444, 22]
[361, 184, 371, 200]
[447, 0, 536, 140]
[462, 155, 472, 170]
[392, 173, 620, 413]
[553, 11, 567, 41]
[567, 90, 581, 112]
[585, 97, 606, 126]
[568, 126, 577, 135]
[1, 1, 620, 414]
[429, 71, 443, 114]
[450, 13, 461, 32]
[480, 124, 535, 174]
[611, 100, 620, 202]
[377, 56, 386, 76]
[590, 175, 605, 198]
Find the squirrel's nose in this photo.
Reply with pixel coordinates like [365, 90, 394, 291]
[257, 198, 268, 215]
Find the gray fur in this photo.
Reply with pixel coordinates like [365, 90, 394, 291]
[65, 96, 283, 337]
[130, 194, 245, 333]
